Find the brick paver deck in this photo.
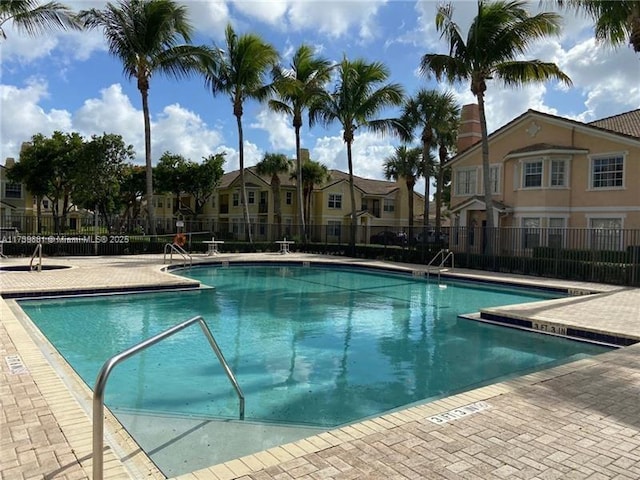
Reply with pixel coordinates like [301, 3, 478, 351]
[1, 253, 639, 479]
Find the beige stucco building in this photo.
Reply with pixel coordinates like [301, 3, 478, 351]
[449, 106, 640, 251]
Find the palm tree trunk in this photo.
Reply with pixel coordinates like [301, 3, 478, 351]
[347, 142, 357, 251]
[477, 92, 494, 254]
[273, 175, 282, 239]
[236, 113, 253, 243]
[422, 141, 430, 227]
[141, 87, 156, 236]
[435, 144, 446, 229]
[407, 179, 414, 243]
[295, 126, 305, 241]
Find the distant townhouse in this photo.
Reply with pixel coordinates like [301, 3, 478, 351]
[449, 105, 640, 251]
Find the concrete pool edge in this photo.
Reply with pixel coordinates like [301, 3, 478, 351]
[2, 253, 639, 480]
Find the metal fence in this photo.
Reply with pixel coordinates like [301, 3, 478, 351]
[1, 215, 639, 286]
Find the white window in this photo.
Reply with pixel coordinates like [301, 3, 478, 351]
[5, 183, 22, 198]
[286, 191, 292, 205]
[383, 198, 395, 213]
[522, 217, 541, 248]
[328, 220, 341, 237]
[248, 191, 255, 204]
[590, 218, 623, 250]
[550, 160, 567, 187]
[591, 155, 623, 189]
[489, 165, 500, 194]
[232, 193, 239, 206]
[328, 193, 342, 209]
[548, 217, 565, 248]
[455, 169, 476, 195]
[523, 161, 543, 188]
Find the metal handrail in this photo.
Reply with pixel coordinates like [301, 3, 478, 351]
[163, 242, 192, 269]
[93, 315, 244, 480]
[29, 243, 42, 272]
[426, 249, 454, 282]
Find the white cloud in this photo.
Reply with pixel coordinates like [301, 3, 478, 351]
[216, 141, 263, 172]
[232, 0, 288, 27]
[250, 108, 295, 151]
[0, 79, 72, 161]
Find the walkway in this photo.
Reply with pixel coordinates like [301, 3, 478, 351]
[1, 253, 639, 479]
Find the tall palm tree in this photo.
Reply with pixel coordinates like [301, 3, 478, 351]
[255, 152, 292, 239]
[310, 57, 404, 250]
[0, 0, 80, 40]
[557, 1, 640, 54]
[204, 24, 278, 243]
[270, 45, 333, 241]
[383, 145, 422, 238]
[434, 113, 459, 230]
[420, 0, 571, 232]
[80, 0, 212, 236]
[399, 89, 460, 230]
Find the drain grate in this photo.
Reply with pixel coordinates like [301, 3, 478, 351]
[5, 354, 29, 375]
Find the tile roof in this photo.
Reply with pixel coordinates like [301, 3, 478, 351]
[507, 143, 588, 156]
[588, 109, 640, 138]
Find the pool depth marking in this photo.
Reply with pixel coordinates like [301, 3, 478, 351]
[5, 354, 29, 375]
[427, 401, 491, 424]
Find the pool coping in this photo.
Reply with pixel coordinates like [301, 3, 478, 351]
[2, 253, 639, 480]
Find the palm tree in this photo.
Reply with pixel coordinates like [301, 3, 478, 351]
[399, 89, 460, 230]
[80, 0, 212, 236]
[383, 145, 422, 239]
[270, 45, 333, 241]
[204, 24, 279, 243]
[420, 0, 571, 233]
[255, 152, 293, 239]
[291, 159, 330, 227]
[310, 57, 404, 250]
[1, 0, 81, 40]
[557, 1, 640, 54]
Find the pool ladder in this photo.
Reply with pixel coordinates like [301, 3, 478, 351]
[92, 315, 244, 480]
[29, 243, 42, 272]
[426, 249, 454, 283]
[164, 242, 192, 269]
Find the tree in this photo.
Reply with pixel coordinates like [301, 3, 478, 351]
[79, 0, 213, 236]
[256, 152, 292, 238]
[383, 146, 422, 237]
[183, 153, 225, 219]
[309, 57, 404, 250]
[557, 1, 640, 54]
[119, 164, 146, 232]
[12, 131, 84, 233]
[291, 159, 330, 227]
[154, 152, 190, 214]
[73, 133, 134, 231]
[269, 45, 333, 240]
[420, 0, 571, 234]
[204, 24, 279, 243]
[399, 89, 460, 230]
[0, 0, 81, 40]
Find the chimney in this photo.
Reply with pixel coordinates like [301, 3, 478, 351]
[457, 104, 482, 152]
[300, 148, 310, 163]
[5, 157, 15, 167]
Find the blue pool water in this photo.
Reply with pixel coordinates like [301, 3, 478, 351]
[20, 265, 610, 429]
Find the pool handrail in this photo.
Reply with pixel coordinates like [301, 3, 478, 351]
[163, 242, 192, 269]
[92, 315, 245, 480]
[29, 243, 42, 272]
[426, 249, 454, 283]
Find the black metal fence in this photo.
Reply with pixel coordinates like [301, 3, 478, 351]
[1, 215, 639, 286]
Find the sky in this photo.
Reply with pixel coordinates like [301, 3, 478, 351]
[1, 0, 639, 196]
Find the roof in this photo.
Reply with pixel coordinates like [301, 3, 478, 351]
[588, 109, 640, 138]
[506, 143, 589, 157]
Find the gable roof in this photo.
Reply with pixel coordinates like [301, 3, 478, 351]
[322, 169, 402, 196]
[588, 109, 640, 138]
[450, 108, 640, 166]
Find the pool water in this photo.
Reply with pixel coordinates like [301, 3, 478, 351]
[19, 265, 611, 474]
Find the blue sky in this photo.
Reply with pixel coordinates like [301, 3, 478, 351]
[2, 0, 639, 195]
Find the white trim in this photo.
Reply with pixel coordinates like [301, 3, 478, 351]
[513, 206, 640, 213]
[587, 151, 626, 191]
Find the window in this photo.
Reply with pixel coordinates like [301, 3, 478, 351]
[328, 193, 342, 209]
[5, 183, 22, 199]
[455, 169, 476, 195]
[286, 191, 292, 205]
[489, 165, 500, 194]
[550, 160, 566, 187]
[590, 218, 622, 250]
[248, 191, 255, 204]
[328, 220, 341, 237]
[591, 155, 623, 188]
[42, 199, 49, 209]
[523, 161, 542, 188]
[522, 217, 540, 248]
[232, 193, 239, 206]
[383, 198, 395, 213]
[548, 218, 565, 248]
[211, 197, 216, 207]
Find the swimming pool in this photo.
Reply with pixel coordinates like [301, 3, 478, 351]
[19, 264, 611, 475]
